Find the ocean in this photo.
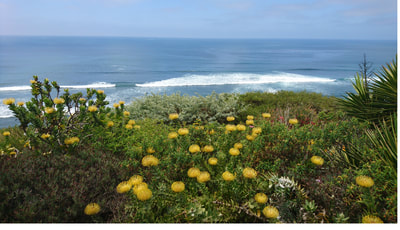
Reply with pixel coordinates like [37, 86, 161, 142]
[0, 36, 397, 128]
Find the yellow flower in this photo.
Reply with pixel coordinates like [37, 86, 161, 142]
[208, 157, 218, 165]
[113, 103, 120, 108]
[254, 193, 268, 204]
[168, 132, 178, 139]
[107, 121, 114, 127]
[41, 133, 50, 139]
[229, 148, 240, 156]
[119, 101, 125, 105]
[188, 167, 201, 178]
[243, 167, 257, 179]
[289, 118, 298, 125]
[3, 131, 10, 137]
[169, 113, 179, 120]
[97, 89, 104, 94]
[262, 206, 279, 219]
[84, 203, 101, 215]
[134, 125, 141, 129]
[262, 113, 271, 118]
[79, 98, 86, 102]
[246, 119, 254, 125]
[311, 156, 324, 166]
[3, 98, 15, 105]
[136, 188, 152, 201]
[53, 97, 65, 104]
[234, 143, 243, 149]
[128, 120, 136, 125]
[133, 182, 148, 195]
[178, 128, 189, 135]
[171, 181, 185, 193]
[88, 105, 98, 112]
[123, 111, 130, 117]
[246, 134, 256, 141]
[247, 115, 254, 120]
[189, 144, 201, 153]
[226, 124, 237, 132]
[125, 124, 133, 129]
[356, 175, 374, 188]
[128, 175, 143, 186]
[146, 147, 155, 154]
[222, 171, 236, 181]
[197, 171, 211, 183]
[17, 101, 24, 106]
[141, 155, 159, 167]
[116, 181, 132, 194]
[362, 215, 383, 223]
[226, 116, 235, 122]
[252, 127, 262, 135]
[236, 124, 246, 131]
[30, 80, 37, 84]
[64, 137, 80, 145]
[202, 145, 214, 153]
[45, 107, 55, 114]
[208, 129, 216, 135]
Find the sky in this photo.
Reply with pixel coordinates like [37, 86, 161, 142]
[0, 0, 397, 40]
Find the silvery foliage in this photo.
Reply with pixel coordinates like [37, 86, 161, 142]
[126, 92, 247, 123]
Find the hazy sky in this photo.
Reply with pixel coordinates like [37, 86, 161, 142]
[0, 0, 397, 40]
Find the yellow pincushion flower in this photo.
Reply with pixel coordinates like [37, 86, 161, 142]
[146, 147, 155, 154]
[236, 124, 246, 131]
[141, 155, 159, 167]
[208, 157, 218, 165]
[41, 133, 50, 139]
[222, 171, 236, 181]
[311, 156, 324, 166]
[289, 118, 298, 125]
[119, 101, 125, 105]
[79, 98, 86, 102]
[208, 129, 216, 135]
[202, 145, 214, 153]
[188, 167, 201, 178]
[107, 121, 114, 127]
[45, 107, 55, 114]
[226, 124, 237, 132]
[168, 132, 178, 139]
[97, 89, 104, 94]
[171, 181, 185, 193]
[125, 124, 133, 129]
[88, 105, 98, 112]
[362, 215, 383, 223]
[128, 120, 136, 125]
[254, 193, 268, 204]
[246, 119, 254, 125]
[189, 144, 201, 153]
[64, 137, 80, 145]
[197, 171, 211, 183]
[247, 115, 254, 120]
[134, 125, 140, 129]
[84, 203, 101, 215]
[136, 188, 152, 201]
[128, 175, 143, 186]
[262, 206, 279, 219]
[113, 103, 120, 108]
[17, 101, 25, 106]
[116, 181, 132, 194]
[234, 143, 243, 149]
[252, 127, 262, 135]
[3, 131, 10, 137]
[226, 116, 235, 122]
[3, 98, 15, 105]
[246, 134, 256, 141]
[243, 167, 257, 179]
[262, 113, 271, 118]
[178, 128, 189, 135]
[53, 97, 65, 104]
[133, 182, 148, 195]
[30, 80, 37, 84]
[356, 175, 374, 188]
[229, 148, 240, 156]
[123, 111, 130, 117]
[169, 113, 179, 120]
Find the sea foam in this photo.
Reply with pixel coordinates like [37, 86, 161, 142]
[0, 82, 116, 92]
[136, 72, 336, 87]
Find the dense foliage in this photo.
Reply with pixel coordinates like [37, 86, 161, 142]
[0, 70, 397, 223]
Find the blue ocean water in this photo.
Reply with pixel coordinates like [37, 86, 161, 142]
[0, 36, 397, 128]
